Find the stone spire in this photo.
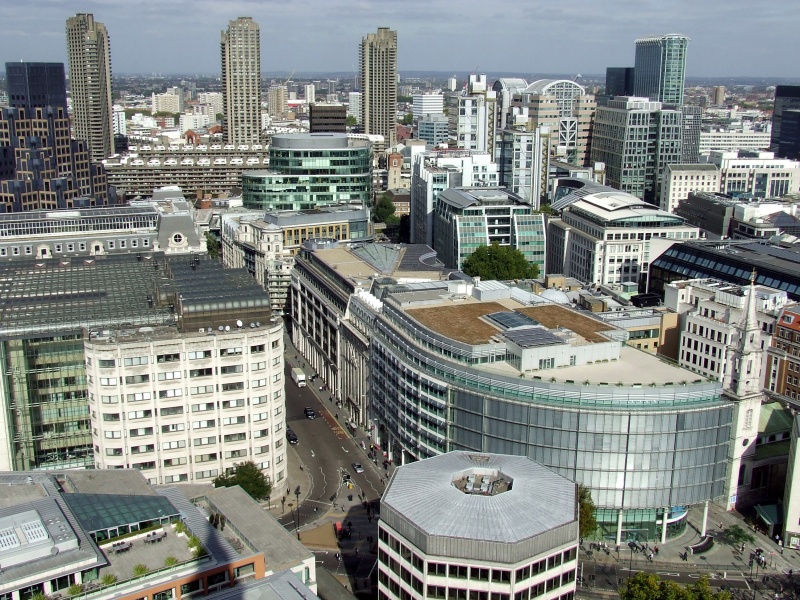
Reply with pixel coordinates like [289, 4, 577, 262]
[728, 269, 763, 397]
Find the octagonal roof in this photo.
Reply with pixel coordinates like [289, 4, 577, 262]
[382, 452, 576, 544]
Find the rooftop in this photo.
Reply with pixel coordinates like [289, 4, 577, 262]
[382, 452, 576, 544]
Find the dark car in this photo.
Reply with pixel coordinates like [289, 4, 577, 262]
[286, 428, 299, 444]
[304, 407, 316, 419]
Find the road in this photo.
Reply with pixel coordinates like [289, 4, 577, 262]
[276, 359, 382, 593]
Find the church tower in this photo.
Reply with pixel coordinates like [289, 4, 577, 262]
[723, 271, 766, 509]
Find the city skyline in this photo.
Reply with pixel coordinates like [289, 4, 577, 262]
[0, 1, 798, 79]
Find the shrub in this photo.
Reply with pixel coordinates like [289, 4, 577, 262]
[67, 584, 84, 597]
[165, 556, 179, 567]
[133, 564, 149, 577]
[101, 574, 117, 586]
[174, 521, 187, 535]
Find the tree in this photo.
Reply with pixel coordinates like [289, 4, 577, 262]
[400, 113, 413, 126]
[619, 573, 730, 600]
[461, 242, 539, 280]
[205, 232, 221, 260]
[723, 524, 755, 546]
[372, 194, 396, 223]
[346, 115, 358, 127]
[578, 485, 597, 539]
[213, 460, 272, 501]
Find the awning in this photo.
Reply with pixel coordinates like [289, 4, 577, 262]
[754, 504, 784, 526]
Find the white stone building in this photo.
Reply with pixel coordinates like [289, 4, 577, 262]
[456, 75, 497, 153]
[411, 93, 444, 121]
[86, 321, 286, 487]
[706, 150, 800, 199]
[660, 163, 721, 213]
[548, 179, 701, 287]
[664, 278, 788, 382]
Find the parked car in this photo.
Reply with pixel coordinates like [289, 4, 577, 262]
[304, 407, 316, 419]
[286, 428, 299, 444]
[351, 462, 364, 474]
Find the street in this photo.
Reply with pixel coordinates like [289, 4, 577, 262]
[275, 356, 383, 594]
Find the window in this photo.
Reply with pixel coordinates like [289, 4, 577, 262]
[220, 347, 242, 357]
[222, 399, 245, 409]
[99, 359, 116, 368]
[104, 431, 122, 439]
[102, 413, 121, 422]
[195, 469, 219, 479]
[157, 370, 181, 381]
[251, 344, 265, 353]
[163, 457, 187, 467]
[194, 436, 216, 446]
[100, 377, 116, 386]
[159, 388, 183, 399]
[192, 402, 215, 412]
[127, 392, 152, 402]
[252, 361, 266, 371]
[252, 395, 268, 405]
[253, 378, 267, 388]
[101, 395, 119, 404]
[125, 374, 150, 385]
[105, 447, 123, 456]
[193, 419, 216, 429]
[123, 356, 148, 367]
[131, 444, 155, 454]
[164, 473, 188, 483]
[190, 368, 213, 378]
[162, 440, 186, 450]
[220, 365, 243, 375]
[128, 410, 153, 421]
[160, 406, 184, 416]
[224, 432, 247, 443]
[223, 416, 246, 426]
[161, 423, 185, 433]
[222, 382, 244, 392]
[190, 385, 214, 395]
[254, 412, 269, 422]
[188, 350, 212, 360]
[129, 427, 154, 437]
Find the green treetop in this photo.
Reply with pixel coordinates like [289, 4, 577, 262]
[461, 242, 539, 280]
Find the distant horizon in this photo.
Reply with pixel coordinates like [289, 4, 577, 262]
[3, 69, 799, 87]
[1, 1, 799, 79]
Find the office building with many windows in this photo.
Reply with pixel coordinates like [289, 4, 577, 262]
[221, 17, 262, 144]
[360, 27, 398, 148]
[0, 253, 286, 490]
[432, 187, 546, 272]
[378, 452, 578, 600]
[241, 133, 372, 211]
[547, 179, 700, 287]
[633, 34, 689, 106]
[771, 86, 800, 153]
[590, 97, 683, 204]
[65, 14, 114, 162]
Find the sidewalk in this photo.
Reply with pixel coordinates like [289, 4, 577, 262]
[585, 501, 800, 580]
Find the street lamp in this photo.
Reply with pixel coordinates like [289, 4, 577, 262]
[294, 486, 301, 540]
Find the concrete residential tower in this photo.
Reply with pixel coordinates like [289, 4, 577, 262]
[360, 27, 397, 148]
[65, 14, 114, 162]
[634, 34, 689, 106]
[221, 17, 262, 144]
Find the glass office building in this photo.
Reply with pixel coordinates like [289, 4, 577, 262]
[242, 133, 372, 211]
[364, 285, 731, 543]
[634, 34, 689, 107]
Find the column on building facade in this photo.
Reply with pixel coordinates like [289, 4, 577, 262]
[701, 500, 709, 537]
[616, 510, 624, 546]
[661, 507, 668, 544]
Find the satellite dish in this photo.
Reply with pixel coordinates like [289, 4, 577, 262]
[236, 320, 243, 328]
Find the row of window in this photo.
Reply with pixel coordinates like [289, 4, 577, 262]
[96, 390, 281, 404]
[0, 237, 152, 257]
[91, 342, 276, 368]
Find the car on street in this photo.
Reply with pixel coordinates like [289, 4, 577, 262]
[286, 428, 299, 444]
[304, 407, 316, 419]
[351, 462, 364, 474]
[342, 470, 351, 483]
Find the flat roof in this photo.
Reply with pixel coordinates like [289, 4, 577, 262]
[406, 301, 510, 344]
[383, 452, 576, 543]
[196, 486, 313, 573]
[517, 305, 611, 343]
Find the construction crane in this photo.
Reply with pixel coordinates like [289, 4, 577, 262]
[283, 69, 296, 87]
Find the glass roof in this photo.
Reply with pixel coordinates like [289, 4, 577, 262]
[62, 493, 179, 534]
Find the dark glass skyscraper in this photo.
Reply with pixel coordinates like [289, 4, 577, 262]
[771, 86, 800, 154]
[5, 62, 67, 110]
[633, 34, 689, 106]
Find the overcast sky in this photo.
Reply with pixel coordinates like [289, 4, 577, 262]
[1, 0, 798, 79]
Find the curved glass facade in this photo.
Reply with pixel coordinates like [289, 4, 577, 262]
[242, 137, 372, 211]
[370, 301, 732, 532]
